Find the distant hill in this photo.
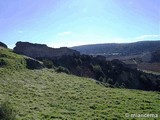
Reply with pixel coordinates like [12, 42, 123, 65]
[72, 41, 160, 55]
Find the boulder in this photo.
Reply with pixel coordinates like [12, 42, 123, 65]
[25, 57, 43, 69]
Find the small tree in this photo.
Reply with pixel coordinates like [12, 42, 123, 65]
[107, 78, 113, 84]
[55, 66, 70, 74]
[98, 76, 104, 82]
[114, 82, 120, 88]
[92, 65, 105, 79]
[43, 59, 54, 69]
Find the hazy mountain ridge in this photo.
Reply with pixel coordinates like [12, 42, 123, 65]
[72, 41, 160, 73]
[72, 41, 160, 55]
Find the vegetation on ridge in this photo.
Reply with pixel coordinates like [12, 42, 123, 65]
[44, 55, 160, 91]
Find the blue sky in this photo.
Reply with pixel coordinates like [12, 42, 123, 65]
[0, 0, 159, 48]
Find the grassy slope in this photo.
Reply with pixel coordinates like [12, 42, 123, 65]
[0, 48, 160, 120]
[0, 48, 26, 69]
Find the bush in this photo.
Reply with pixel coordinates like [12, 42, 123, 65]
[55, 66, 70, 74]
[76, 66, 82, 76]
[107, 78, 113, 84]
[0, 59, 6, 67]
[92, 65, 102, 73]
[98, 76, 104, 82]
[43, 59, 54, 69]
[92, 65, 105, 79]
[0, 101, 16, 120]
[114, 82, 120, 88]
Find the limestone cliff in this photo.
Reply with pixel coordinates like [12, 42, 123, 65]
[13, 42, 80, 59]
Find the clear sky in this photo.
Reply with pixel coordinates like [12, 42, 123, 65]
[0, 0, 160, 48]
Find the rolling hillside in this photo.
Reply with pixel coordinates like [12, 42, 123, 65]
[0, 45, 160, 119]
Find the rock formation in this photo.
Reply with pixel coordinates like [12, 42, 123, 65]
[0, 42, 7, 48]
[13, 41, 80, 59]
[25, 57, 43, 69]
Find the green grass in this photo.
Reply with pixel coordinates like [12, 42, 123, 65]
[0, 69, 159, 120]
[0, 48, 26, 70]
[0, 48, 160, 119]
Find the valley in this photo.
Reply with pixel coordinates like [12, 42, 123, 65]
[72, 41, 160, 74]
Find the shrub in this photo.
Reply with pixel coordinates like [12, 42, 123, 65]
[114, 82, 120, 88]
[43, 59, 54, 69]
[107, 78, 113, 84]
[92, 65, 105, 79]
[0, 59, 6, 67]
[119, 83, 125, 88]
[92, 65, 102, 73]
[55, 66, 70, 74]
[0, 101, 16, 120]
[98, 76, 104, 82]
[76, 66, 82, 76]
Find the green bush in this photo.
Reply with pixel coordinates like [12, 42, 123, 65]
[92, 65, 102, 73]
[0, 101, 16, 120]
[0, 59, 6, 67]
[114, 82, 120, 88]
[43, 59, 54, 69]
[98, 76, 104, 82]
[55, 66, 70, 74]
[107, 78, 113, 84]
[92, 65, 105, 79]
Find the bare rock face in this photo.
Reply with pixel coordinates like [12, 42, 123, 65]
[25, 57, 43, 69]
[0, 42, 7, 48]
[13, 41, 80, 59]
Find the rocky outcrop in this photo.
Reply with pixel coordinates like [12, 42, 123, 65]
[13, 42, 80, 59]
[0, 42, 7, 48]
[25, 57, 43, 69]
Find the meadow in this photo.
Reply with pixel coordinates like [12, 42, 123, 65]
[0, 48, 159, 120]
